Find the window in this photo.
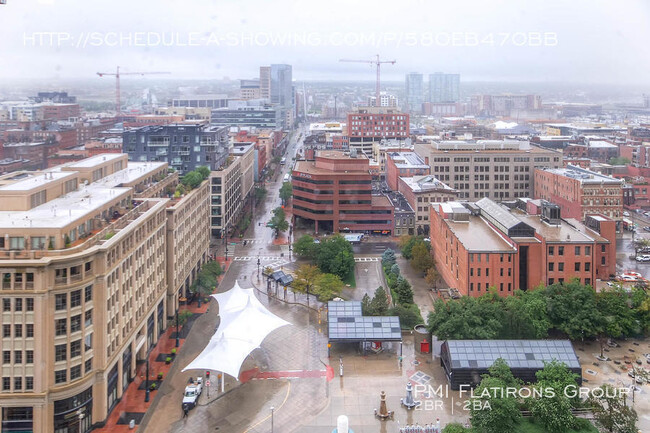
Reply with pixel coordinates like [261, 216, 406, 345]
[56, 319, 67, 336]
[55, 370, 67, 384]
[55, 344, 67, 362]
[14, 325, 22, 338]
[9, 237, 25, 250]
[601, 244, 606, 253]
[585, 278, 591, 286]
[585, 246, 591, 255]
[55, 294, 66, 310]
[26, 350, 33, 364]
[14, 298, 22, 311]
[2, 325, 10, 338]
[601, 257, 606, 265]
[486, 268, 489, 276]
[85, 310, 93, 327]
[575, 262, 581, 272]
[26, 324, 33, 338]
[477, 268, 481, 276]
[548, 246, 554, 255]
[575, 246, 581, 255]
[2, 377, 9, 390]
[500, 268, 503, 276]
[548, 262, 555, 272]
[25, 377, 33, 390]
[470, 283, 474, 291]
[14, 377, 22, 390]
[70, 340, 81, 358]
[70, 315, 81, 333]
[85, 358, 92, 373]
[14, 351, 21, 364]
[70, 290, 82, 308]
[470, 268, 474, 276]
[70, 365, 82, 380]
[558, 246, 564, 256]
[85, 262, 92, 272]
[26, 298, 34, 311]
[549, 278, 555, 285]
[558, 263, 565, 272]
[84, 334, 92, 352]
[2, 351, 9, 364]
[2, 298, 10, 312]
[84, 285, 92, 302]
[585, 262, 591, 271]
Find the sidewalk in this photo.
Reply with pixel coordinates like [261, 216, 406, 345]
[94, 268, 227, 433]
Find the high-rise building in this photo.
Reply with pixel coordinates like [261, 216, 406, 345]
[0, 154, 210, 433]
[429, 73, 460, 103]
[259, 66, 271, 100]
[240, 79, 261, 100]
[211, 100, 285, 129]
[367, 92, 398, 107]
[122, 122, 229, 174]
[405, 73, 424, 113]
[270, 64, 292, 107]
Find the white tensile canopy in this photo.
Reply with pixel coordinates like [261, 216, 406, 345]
[182, 281, 290, 379]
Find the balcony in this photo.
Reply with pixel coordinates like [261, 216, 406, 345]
[147, 137, 170, 147]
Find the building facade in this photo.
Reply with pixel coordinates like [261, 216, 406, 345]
[405, 73, 424, 113]
[292, 151, 394, 234]
[347, 107, 409, 156]
[210, 102, 284, 129]
[414, 140, 563, 200]
[398, 175, 457, 235]
[429, 73, 460, 103]
[534, 165, 624, 221]
[123, 123, 229, 174]
[385, 151, 430, 192]
[429, 198, 616, 297]
[0, 154, 210, 433]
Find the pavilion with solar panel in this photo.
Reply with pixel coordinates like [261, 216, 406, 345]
[441, 340, 582, 390]
[327, 301, 402, 353]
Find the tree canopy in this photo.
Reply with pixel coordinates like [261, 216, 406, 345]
[279, 181, 293, 204]
[316, 235, 355, 279]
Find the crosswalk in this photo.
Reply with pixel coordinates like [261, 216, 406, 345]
[233, 255, 380, 263]
[241, 239, 265, 244]
[354, 257, 380, 262]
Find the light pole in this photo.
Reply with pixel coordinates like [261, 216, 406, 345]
[257, 256, 261, 279]
[175, 308, 180, 348]
[145, 356, 150, 402]
[270, 406, 275, 433]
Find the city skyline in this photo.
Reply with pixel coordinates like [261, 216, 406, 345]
[0, 0, 648, 85]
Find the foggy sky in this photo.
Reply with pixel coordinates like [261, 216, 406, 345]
[0, 0, 649, 85]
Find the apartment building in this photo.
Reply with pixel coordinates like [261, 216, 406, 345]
[414, 140, 562, 200]
[385, 151, 430, 192]
[429, 198, 616, 297]
[398, 175, 457, 235]
[347, 107, 409, 156]
[169, 95, 229, 109]
[534, 165, 624, 221]
[0, 154, 210, 432]
[292, 151, 394, 234]
[123, 123, 230, 174]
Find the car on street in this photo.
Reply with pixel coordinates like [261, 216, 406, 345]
[182, 377, 203, 410]
[636, 255, 650, 262]
[623, 211, 630, 217]
[643, 226, 650, 232]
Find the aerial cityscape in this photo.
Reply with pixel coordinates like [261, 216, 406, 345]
[1, 1, 650, 433]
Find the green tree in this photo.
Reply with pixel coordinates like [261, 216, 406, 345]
[314, 273, 344, 301]
[470, 359, 521, 433]
[279, 181, 293, 205]
[181, 170, 203, 189]
[631, 287, 650, 334]
[196, 165, 211, 179]
[596, 288, 639, 357]
[442, 423, 471, 433]
[389, 304, 423, 328]
[530, 360, 581, 433]
[399, 235, 417, 259]
[424, 266, 439, 289]
[369, 286, 389, 316]
[292, 264, 322, 305]
[411, 242, 433, 273]
[545, 281, 605, 341]
[502, 291, 551, 339]
[270, 207, 289, 236]
[428, 297, 504, 340]
[390, 264, 400, 276]
[608, 156, 631, 166]
[394, 276, 414, 304]
[202, 260, 223, 278]
[381, 248, 396, 267]
[293, 234, 319, 258]
[317, 235, 354, 279]
[361, 293, 372, 315]
[589, 384, 638, 433]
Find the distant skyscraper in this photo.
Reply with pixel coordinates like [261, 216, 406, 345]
[270, 64, 293, 107]
[429, 73, 460, 103]
[259, 66, 271, 99]
[405, 72, 424, 113]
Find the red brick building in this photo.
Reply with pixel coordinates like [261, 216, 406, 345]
[41, 103, 80, 120]
[429, 198, 616, 297]
[534, 165, 623, 221]
[292, 151, 394, 234]
[347, 107, 409, 155]
[385, 151, 430, 192]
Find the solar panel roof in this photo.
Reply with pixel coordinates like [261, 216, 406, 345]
[327, 301, 402, 342]
[446, 340, 580, 370]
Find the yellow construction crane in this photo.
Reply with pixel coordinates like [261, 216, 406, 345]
[339, 55, 396, 107]
[97, 66, 170, 116]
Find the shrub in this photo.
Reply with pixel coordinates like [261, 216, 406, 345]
[165, 356, 172, 364]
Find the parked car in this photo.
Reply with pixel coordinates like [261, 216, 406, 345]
[624, 211, 630, 217]
[635, 255, 650, 262]
[643, 226, 650, 232]
[182, 377, 203, 410]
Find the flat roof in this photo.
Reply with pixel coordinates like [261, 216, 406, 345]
[445, 214, 515, 252]
[514, 213, 594, 243]
[388, 152, 428, 169]
[0, 171, 77, 191]
[542, 165, 622, 185]
[400, 175, 455, 193]
[66, 153, 124, 168]
[444, 340, 580, 370]
[588, 140, 617, 148]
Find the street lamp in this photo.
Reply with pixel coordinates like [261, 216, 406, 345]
[270, 406, 275, 433]
[175, 308, 180, 348]
[257, 256, 261, 278]
[145, 356, 151, 402]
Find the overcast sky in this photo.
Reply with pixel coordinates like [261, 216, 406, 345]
[1, 0, 649, 84]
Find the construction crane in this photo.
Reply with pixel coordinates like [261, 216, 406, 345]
[339, 55, 396, 107]
[96, 66, 170, 116]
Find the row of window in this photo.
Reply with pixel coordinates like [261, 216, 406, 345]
[2, 350, 34, 365]
[470, 267, 512, 277]
[55, 310, 92, 336]
[54, 359, 93, 384]
[548, 262, 592, 272]
[2, 297, 34, 312]
[2, 324, 34, 338]
[55, 336, 92, 362]
[548, 245, 597, 256]
[55, 286, 93, 310]
[2, 376, 33, 392]
[470, 282, 512, 292]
